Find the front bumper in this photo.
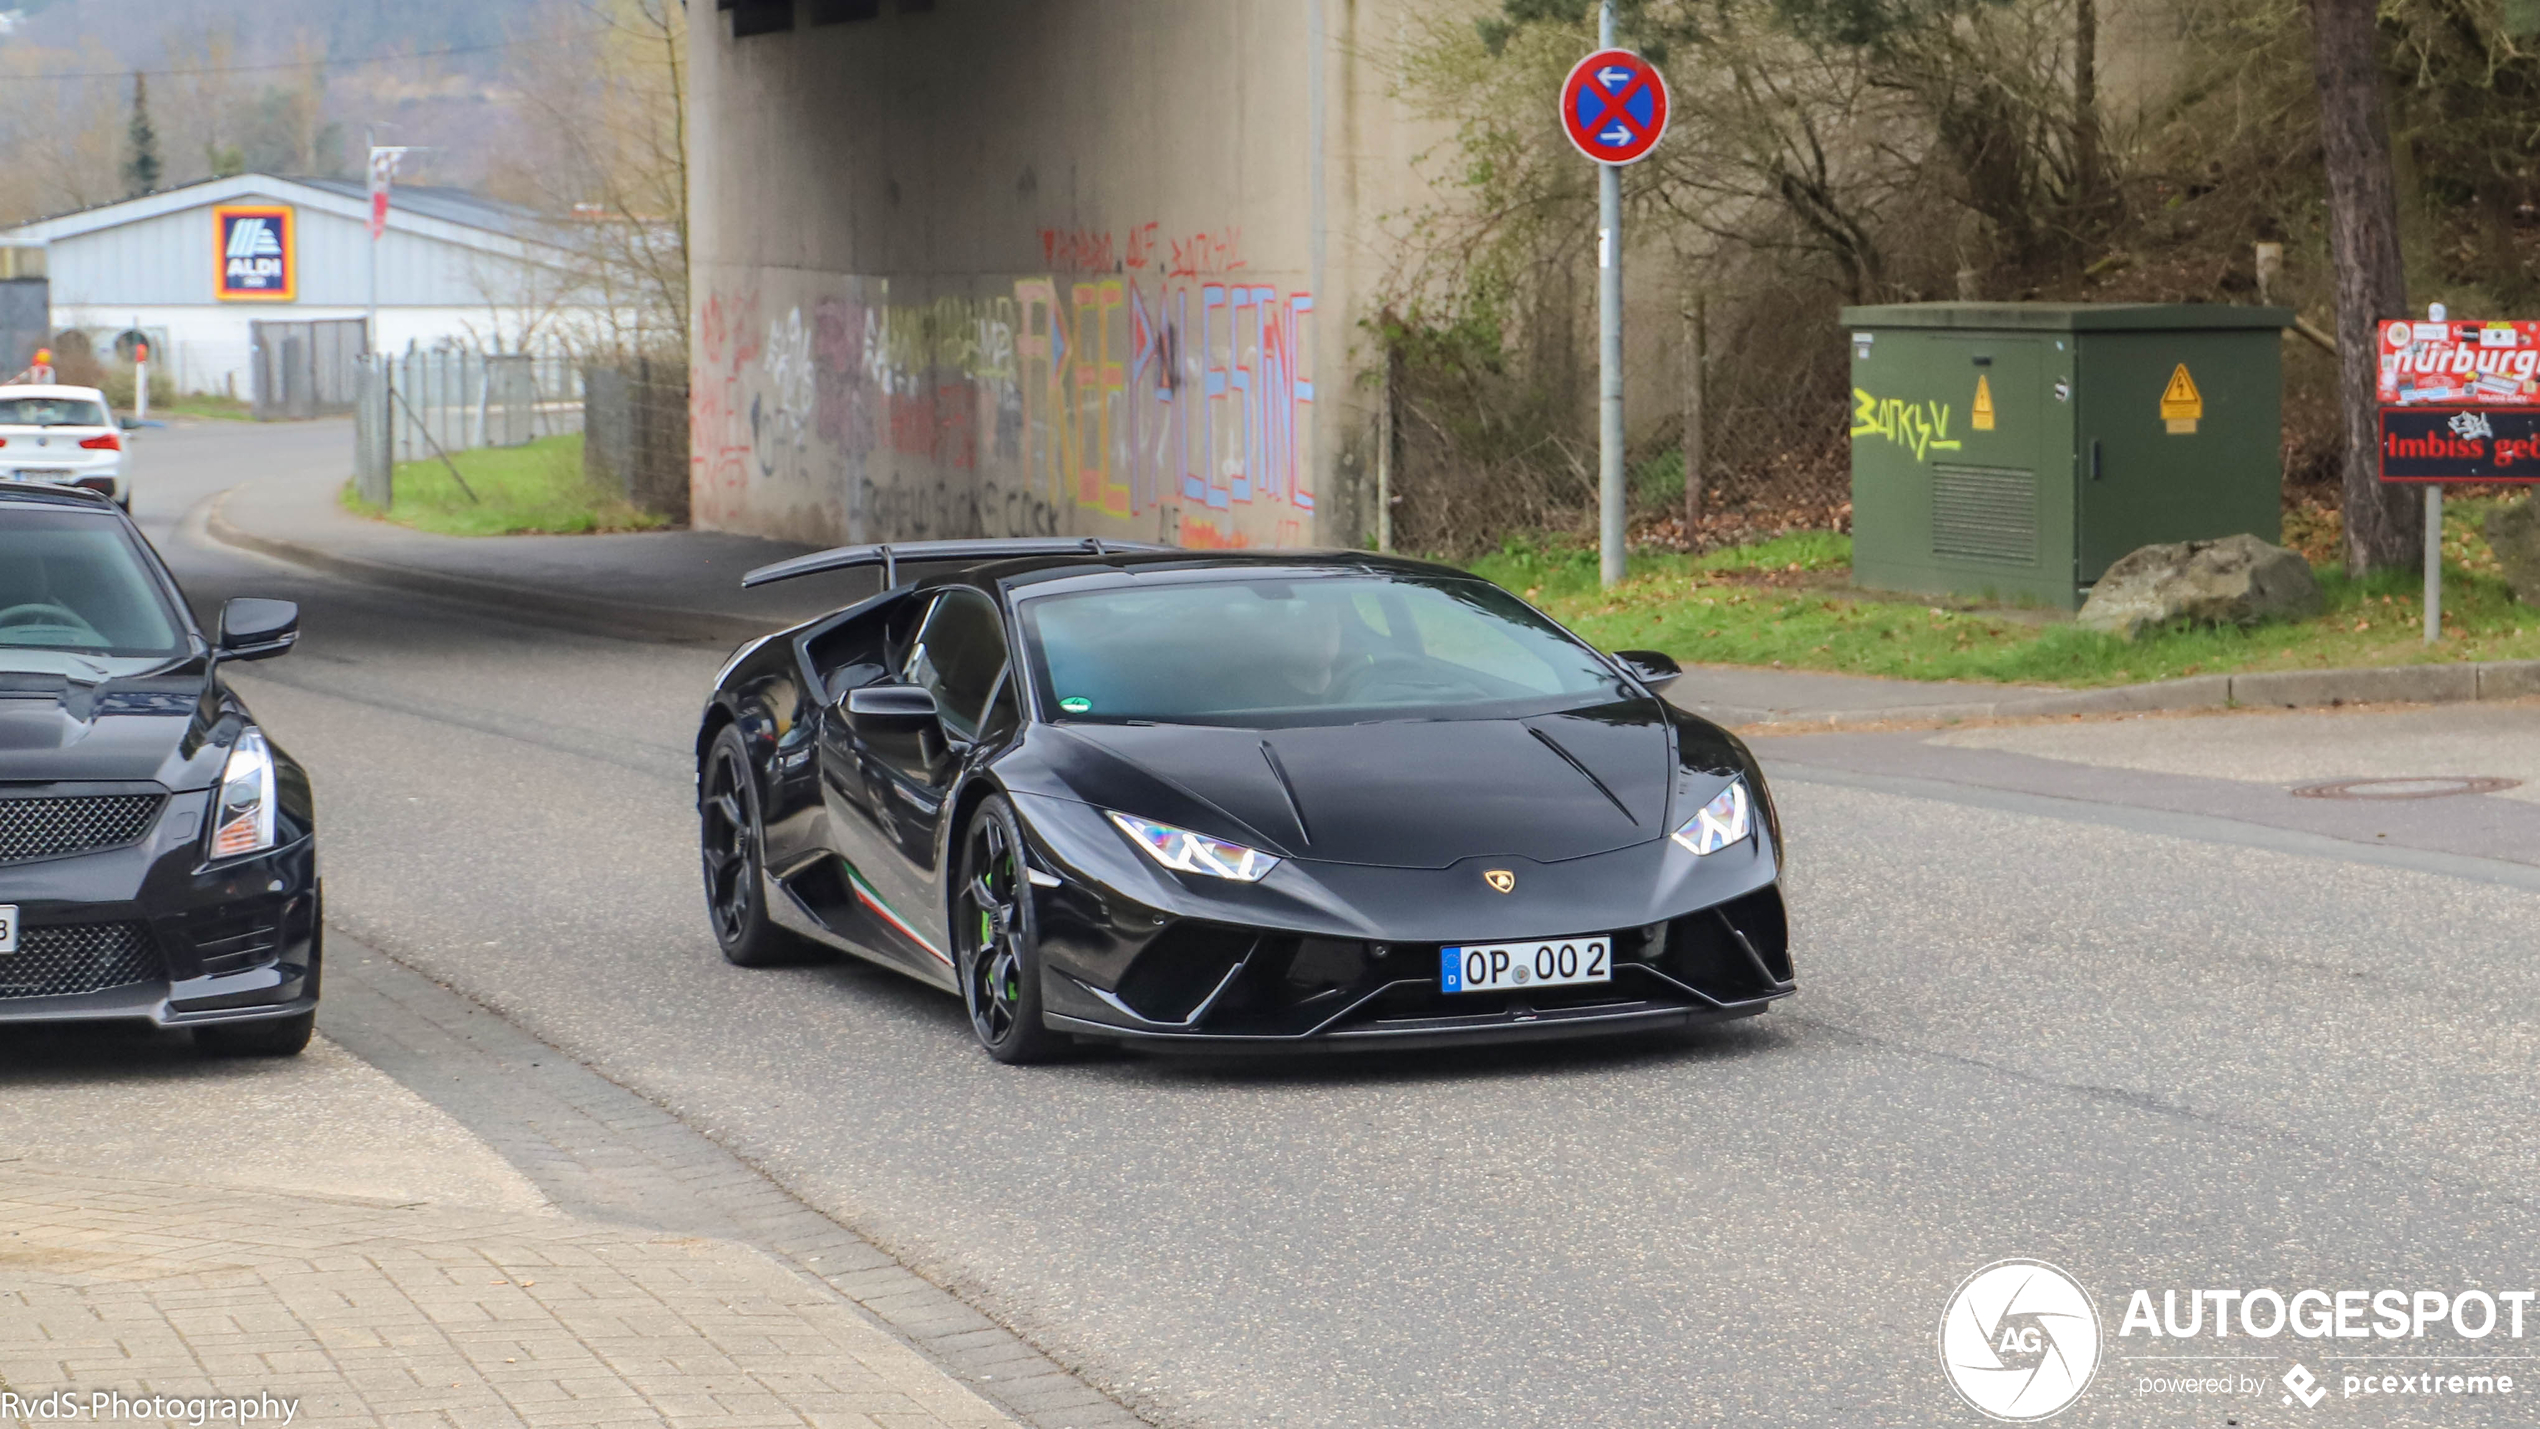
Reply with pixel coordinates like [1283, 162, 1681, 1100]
[1012, 791, 1794, 1050]
[0, 786, 318, 1028]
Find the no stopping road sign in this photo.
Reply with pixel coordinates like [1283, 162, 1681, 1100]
[1561, 49, 1669, 166]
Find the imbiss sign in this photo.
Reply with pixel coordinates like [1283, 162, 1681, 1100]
[213, 204, 296, 302]
[2378, 318, 2540, 483]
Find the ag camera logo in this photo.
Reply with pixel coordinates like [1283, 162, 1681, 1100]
[1940, 1259, 2102, 1421]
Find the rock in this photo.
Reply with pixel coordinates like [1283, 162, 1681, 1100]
[2486, 495, 2540, 606]
[2077, 533, 2324, 640]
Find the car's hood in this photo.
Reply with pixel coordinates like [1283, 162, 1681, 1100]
[1042, 701, 1678, 868]
[0, 669, 226, 787]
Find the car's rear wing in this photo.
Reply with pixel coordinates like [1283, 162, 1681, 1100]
[741, 537, 1178, 589]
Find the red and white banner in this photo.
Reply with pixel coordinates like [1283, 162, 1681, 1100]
[367, 147, 403, 240]
[2379, 319, 2540, 407]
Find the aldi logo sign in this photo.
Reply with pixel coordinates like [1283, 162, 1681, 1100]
[214, 204, 295, 301]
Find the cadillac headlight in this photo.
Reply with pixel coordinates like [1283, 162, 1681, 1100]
[1671, 780, 1751, 856]
[1107, 812, 1280, 882]
[208, 727, 278, 859]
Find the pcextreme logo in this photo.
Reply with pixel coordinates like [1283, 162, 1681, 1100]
[1940, 1260, 2102, 1421]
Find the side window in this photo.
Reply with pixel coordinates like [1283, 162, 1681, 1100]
[804, 594, 913, 702]
[900, 589, 1008, 738]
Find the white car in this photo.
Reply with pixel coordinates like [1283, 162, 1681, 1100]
[0, 384, 133, 509]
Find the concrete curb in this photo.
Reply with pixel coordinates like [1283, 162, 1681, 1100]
[1738, 659, 2540, 732]
[203, 487, 784, 649]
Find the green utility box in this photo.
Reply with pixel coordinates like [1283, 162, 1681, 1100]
[1841, 303, 2291, 609]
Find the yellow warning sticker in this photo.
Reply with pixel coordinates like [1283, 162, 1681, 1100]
[1972, 374, 1996, 431]
[2161, 363, 2202, 434]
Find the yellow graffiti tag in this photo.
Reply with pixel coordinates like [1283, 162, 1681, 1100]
[1851, 388, 1964, 461]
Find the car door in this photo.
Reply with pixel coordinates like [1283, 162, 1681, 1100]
[824, 586, 1012, 970]
[808, 593, 948, 980]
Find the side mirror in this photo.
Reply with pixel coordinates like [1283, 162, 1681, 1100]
[845, 683, 939, 728]
[1613, 648, 1682, 693]
[217, 598, 299, 662]
[117, 414, 139, 431]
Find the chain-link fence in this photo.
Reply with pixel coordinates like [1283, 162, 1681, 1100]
[1379, 289, 1856, 558]
[352, 350, 584, 507]
[581, 358, 690, 523]
[250, 320, 368, 420]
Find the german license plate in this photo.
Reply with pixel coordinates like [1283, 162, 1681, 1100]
[9, 470, 70, 482]
[1441, 936, 1610, 994]
[0, 905, 16, 955]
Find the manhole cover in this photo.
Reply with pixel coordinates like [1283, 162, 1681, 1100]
[2290, 777, 2522, 801]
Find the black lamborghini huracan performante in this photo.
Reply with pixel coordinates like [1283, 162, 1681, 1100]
[697, 539, 1793, 1062]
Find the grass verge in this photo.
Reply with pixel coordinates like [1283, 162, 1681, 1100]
[341, 434, 669, 537]
[1463, 498, 2540, 687]
[133, 394, 254, 422]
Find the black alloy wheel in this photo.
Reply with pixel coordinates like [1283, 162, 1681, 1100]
[700, 724, 820, 967]
[956, 796, 1063, 1064]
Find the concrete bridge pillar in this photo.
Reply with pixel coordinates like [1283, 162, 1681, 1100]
[688, 0, 1422, 552]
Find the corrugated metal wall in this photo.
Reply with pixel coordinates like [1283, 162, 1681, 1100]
[42, 193, 543, 309]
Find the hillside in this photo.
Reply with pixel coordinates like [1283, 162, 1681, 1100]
[0, 0, 588, 205]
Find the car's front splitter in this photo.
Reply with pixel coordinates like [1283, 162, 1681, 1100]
[1047, 988, 1783, 1054]
[0, 980, 317, 1029]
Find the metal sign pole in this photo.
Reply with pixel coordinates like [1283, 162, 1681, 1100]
[2422, 301, 2446, 645]
[2425, 483, 2442, 643]
[1596, 0, 1625, 590]
[367, 132, 380, 358]
[1561, 19, 1667, 589]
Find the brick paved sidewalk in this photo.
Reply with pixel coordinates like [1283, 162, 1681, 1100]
[0, 1163, 1015, 1429]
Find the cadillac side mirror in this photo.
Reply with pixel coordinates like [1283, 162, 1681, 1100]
[217, 598, 299, 662]
[846, 684, 940, 730]
[1613, 649, 1682, 693]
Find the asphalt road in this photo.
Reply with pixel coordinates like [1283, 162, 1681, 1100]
[133, 422, 2540, 1427]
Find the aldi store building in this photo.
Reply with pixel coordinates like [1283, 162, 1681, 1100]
[0, 174, 586, 398]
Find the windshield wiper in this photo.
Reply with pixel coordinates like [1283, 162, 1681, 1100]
[0, 653, 110, 682]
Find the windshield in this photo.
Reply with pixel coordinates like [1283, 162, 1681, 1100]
[0, 397, 109, 427]
[0, 510, 187, 657]
[1019, 573, 1631, 725]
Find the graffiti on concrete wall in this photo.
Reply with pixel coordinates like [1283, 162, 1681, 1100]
[693, 219, 1314, 548]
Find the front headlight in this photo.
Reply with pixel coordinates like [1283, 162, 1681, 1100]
[1107, 812, 1280, 882]
[208, 727, 278, 859]
[1671, 779, 1751, 856]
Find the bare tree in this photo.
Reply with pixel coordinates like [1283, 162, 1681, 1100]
[493, 0, 689, 363]
[0, 39, 128, 223]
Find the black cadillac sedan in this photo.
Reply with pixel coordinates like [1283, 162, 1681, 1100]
[0, 484, 318, 1055]
[699, 538, 1793, 1063]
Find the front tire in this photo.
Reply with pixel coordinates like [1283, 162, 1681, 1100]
[956, 796, 1064, 1064]
[700, 723, 821, 967]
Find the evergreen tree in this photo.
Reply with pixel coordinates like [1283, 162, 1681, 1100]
[123, 71, 161, 197]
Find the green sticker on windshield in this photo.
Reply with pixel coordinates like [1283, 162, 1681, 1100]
[1059, 696, 1092, 714]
